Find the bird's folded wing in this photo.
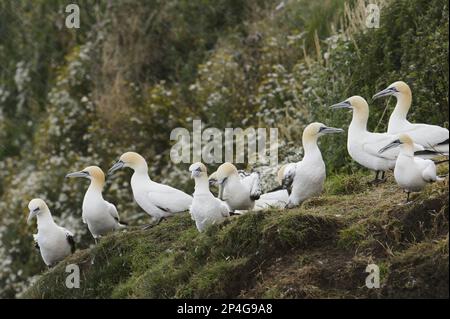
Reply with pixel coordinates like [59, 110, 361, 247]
[106, 201, 120, 222]
[148, 185, 192, 213]
[363, 134, 423, 160]
[217, 199, 231, 217]
[259, 189, 289, 202]
[401, 124, 449, 148]
[281, 164, 296, 191]
[417, 159, 437, 182]
[242, 172, 262, 200]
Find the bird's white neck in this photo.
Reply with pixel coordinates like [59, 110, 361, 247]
[349, 108, 369, 132]
[390, 92, 412, 121]
[36, 210, 56, 230]
[399, 143, 415, 158]
[132, 162, 150, 176]
[86, 180, 104, 199]
[193, 175, 210, 194]
[302, 136, 322, 160]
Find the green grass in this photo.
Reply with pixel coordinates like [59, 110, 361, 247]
[23, 171, 449, 299]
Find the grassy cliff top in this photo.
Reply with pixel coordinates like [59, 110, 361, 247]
[23, 169, 449, 299]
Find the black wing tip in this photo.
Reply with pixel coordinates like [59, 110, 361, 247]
[414, 150, 440, 156]
[437, 138, 449, 146]
[67, 235, 76, 254]
[117, 219, 128, 225]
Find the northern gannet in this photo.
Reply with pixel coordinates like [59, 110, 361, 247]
[27, 198, 75, 267]
[208, 162, 261, 212]
[331, 96, 427, 183]
[253, 190, 290, 210]
[379, 134, 442, 202]
[66, 166, 124, 241]
[373, 81, 449, 154]
[284, 122, 344, 208]
[108, 152, 192, 227]
[251, 164, 295, 210]
[189, 162, 230, 232]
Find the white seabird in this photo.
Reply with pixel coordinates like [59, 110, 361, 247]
[208, 162, 261, 212]
[331, 96, 429, 183]
[189, 162, 230, 232]
[251, 164, 295, 210]
[27, 198, 75, 267]
[379, 134, 442, 203]
[66, 166, 124, 241]
[373, 81, 449, 154]
[108, 152, 192, 228]
[283, 122, 344, 208]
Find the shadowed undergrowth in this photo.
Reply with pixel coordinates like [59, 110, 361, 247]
[23, 169, 449, 299]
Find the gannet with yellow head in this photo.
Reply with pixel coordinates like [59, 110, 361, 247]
[66, 166, 124, 241]
[379, 134, 442, 202]
[208, 162, 261, 212]
[108, 152, 192, 227]
[27, 198, 75, 267]
[189, 162, 230, 232]
[331, 96, 428, 183]
[284, 122, 343, 208]
[373, 81, 449, 154]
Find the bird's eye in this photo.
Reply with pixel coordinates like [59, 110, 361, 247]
[33, 207, 40, 213]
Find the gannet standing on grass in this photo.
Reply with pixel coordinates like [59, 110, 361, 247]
[27, 198, 75, 267]
[66, 166, 124, 242]
[379, 134, 443, 203]
[373, 81, 449, 154]
[330, 96, 428, 183]
[189, 162, 230, 232]
[284, 122, 344, 208]
[208, 162, 261, 213]
[108, 152, 192, 228]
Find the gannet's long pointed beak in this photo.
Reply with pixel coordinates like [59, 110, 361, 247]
[65, 171, 89, 179]
[372, 87, 398, 100]
[320, 126, 344, 134]
[108, 160, 124, 176]
[379, 139, 402, 154]
[27, 208, 39, 224]
[330, 100, 352, 109]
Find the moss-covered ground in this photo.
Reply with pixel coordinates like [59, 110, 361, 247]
[23, 167, 449, 299]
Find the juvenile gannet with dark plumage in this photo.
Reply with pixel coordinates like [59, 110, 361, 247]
[189, 162, 230, 232]
[331, 96, 429, 183]
[283, 122, 343, 208]
[208, 162, 261, 212]
[379, 134, 442, 203]
[373, 81, 449, 154]
[108, 152, 192, 227]
[66, 166, 124, 241]
[27, 198, 75, 267]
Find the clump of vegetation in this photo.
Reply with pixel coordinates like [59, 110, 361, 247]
[23, 177, 448, 299]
